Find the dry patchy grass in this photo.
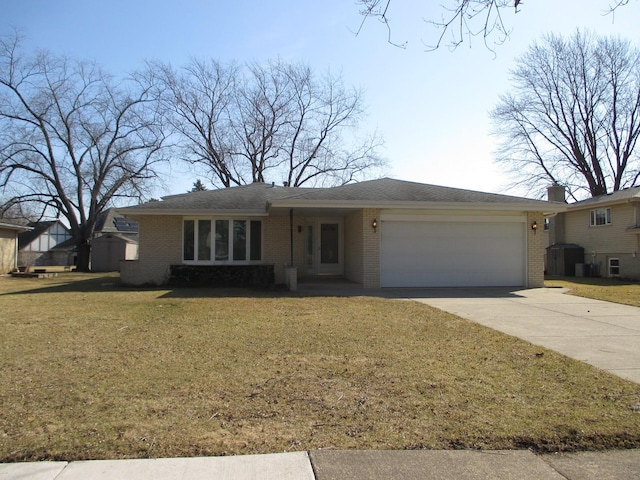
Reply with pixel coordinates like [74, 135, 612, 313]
[1, 273, 640, 461]
[545, 277, 640, 307]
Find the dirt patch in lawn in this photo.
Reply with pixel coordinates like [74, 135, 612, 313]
[1, 273, 639, 461]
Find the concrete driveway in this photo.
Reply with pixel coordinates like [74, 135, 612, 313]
[392, 287, 640, 384]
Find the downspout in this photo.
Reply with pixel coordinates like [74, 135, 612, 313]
[289, 208, 294, 266]
[14, 233, 19, 270]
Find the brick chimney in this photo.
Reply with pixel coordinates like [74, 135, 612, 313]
[547, 184, 566, 245]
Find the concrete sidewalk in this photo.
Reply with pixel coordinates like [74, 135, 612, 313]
[404, 286, 640, 384]
[2, 449, 640, 479]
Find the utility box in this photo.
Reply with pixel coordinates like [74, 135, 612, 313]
[546, 244, 584, 277]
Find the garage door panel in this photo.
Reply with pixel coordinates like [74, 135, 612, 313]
[381, 220, 525, 287]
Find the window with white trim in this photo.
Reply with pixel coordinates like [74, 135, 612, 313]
[183, 219, 262, 263]
[590, 208, 611, 226]
[608, 258, 620, 277]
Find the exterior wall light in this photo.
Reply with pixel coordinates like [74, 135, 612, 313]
[372, 219, 378, 231]
[531, 220, 538, 233]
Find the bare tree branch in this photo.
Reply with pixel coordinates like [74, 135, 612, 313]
[151, 59, 386, 188]
[492, 30, 640, 199]
[355, 1, 635, 51]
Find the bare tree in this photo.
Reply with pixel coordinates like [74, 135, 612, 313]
[355, 1, 634, 51]
[153, 59, 385, 188]
[148, 59, 239, 187]
[0, 33, 168, 270]
[491, 30, 640, 200]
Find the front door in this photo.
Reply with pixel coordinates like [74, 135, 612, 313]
[306, 219, 343, 276]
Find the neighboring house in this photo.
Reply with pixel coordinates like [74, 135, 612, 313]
[90, 208, 139, 272]
[0, 221, 32, 273]
[119, 178, 564, 289]
[18, 221, 75, 268]
[546, 185, 640, 279]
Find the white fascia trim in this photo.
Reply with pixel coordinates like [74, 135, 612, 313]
[0, 222, 32, 231]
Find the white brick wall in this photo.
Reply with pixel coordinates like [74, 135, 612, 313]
[120, 215, 182, 286]
[362, 208, 381, 288]
[527, 212, 545, 288]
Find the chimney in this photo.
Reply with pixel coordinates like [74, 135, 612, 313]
[547, 183, 566, 245]
[547, 183, 566, 203]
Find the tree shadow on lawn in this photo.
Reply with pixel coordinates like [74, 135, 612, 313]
[0, 273, 284, 299]
[545, 275, 639, 286]
[2, 272, 532, 300]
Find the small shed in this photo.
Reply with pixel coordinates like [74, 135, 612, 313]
[0, 222, 32, 273]
[90, 233, 138, 272]
[546, 243, 584, 277]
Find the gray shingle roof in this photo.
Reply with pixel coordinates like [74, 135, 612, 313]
[95, 208, 139, 233]
[569, 186, 640, 208]
[276, 178, 552, 205]
[120, 183, 314, 213]
[118, 178, 561, 215]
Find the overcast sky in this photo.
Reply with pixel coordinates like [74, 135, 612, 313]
[3, 0, 639, 198]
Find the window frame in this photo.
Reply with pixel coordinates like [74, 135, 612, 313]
[608, 258, 620, 277]
[590, 207, 612, 227]
[182, 217, 263, 264]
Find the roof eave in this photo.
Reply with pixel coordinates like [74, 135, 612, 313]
[0, 222, 33, 231]
[268, 199, 566, 213]
[116, 208, 269, 217]
[569, 194, 640, 210]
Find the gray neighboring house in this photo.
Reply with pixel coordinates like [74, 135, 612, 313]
[546, 184, 640, 279]
[0, 221, 32, 273]
[18, 221, 75, 269]
[90, 208, 139, 272]
[118, 178, 565, 288]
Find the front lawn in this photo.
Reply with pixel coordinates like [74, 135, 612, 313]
[545, 277, 640, 307]
[1, 273, 639, 461]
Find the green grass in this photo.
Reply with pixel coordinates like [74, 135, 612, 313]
[1, 273, 639, 461]
[545, 277, 640, 307]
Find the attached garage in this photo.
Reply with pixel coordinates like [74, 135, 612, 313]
[380, 214, 527, 287]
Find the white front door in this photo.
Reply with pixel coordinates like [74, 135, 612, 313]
[306, 219, 344, 276]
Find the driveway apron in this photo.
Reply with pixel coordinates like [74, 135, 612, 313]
[398, 287, 640, 384]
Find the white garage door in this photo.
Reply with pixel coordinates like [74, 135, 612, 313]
[380, 216, 526, 287]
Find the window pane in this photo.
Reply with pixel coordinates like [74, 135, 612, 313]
[183, 220, 194, 260]
[306, 225, 313, 267]
[250, 221, 262, 261]
[198, 220, 211, 260]
[609, 258, 620, 276]
[320, 223, 339, 264]
[592, 208, 612, 226]
[233, 220, 246, 261]
[215, 220, 229, 261]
